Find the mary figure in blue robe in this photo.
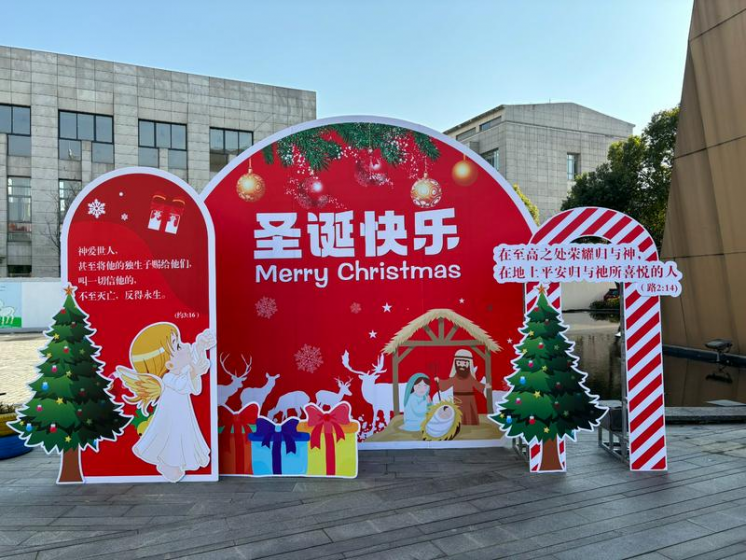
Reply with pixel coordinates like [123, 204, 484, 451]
[402, 373, 432, 432]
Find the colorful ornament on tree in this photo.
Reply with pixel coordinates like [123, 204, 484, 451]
[36, 404, 42, 412]
[50, 424, 57, 433]
[51, 366, 57, 373]
[516, 398, 522, 405]
[538, 342, 544, 349]
[41, 382, 49, 391]
[519, 376, 526, 384]
[410, 173, 442, 209]
[355, 150, 389, 187]
[63, 347, 69, 354]
[528, 416, 536, 425]
[451, 156, 478, 187]
[236, 160, 266, 203]
[506, 415, 513, 424]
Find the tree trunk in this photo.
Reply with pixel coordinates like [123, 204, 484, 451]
[539, 438, 563, 471]
[58, 448, 83, 484]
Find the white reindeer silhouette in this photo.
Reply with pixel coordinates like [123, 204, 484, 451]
[217, 353, 249, 408]
[315, 378, 352, 410]
[240, 371, 280, 411]
[0, 300, 15, 326]
[342, 351, 406, 423]
[267, 391, 310, 421]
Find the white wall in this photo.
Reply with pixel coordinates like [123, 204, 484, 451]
[561, 281, 616, 311]
[0, 278, 61, 330]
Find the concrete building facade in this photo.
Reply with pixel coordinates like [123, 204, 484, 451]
[445, 103, 634, 221]
[0, 46, 316, 278]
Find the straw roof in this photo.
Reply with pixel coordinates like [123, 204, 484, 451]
[383, 308, 501, 354]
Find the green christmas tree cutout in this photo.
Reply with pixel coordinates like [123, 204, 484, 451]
[490, 287, 606, 469]
[10, 285, 130, 483]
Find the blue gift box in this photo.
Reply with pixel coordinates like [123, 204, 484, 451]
[248, 417, 310, 476]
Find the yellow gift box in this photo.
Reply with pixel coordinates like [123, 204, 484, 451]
[298, 403, 360, 478]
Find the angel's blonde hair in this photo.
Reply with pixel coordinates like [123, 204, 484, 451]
[120, 323, 180, 413]
[131, 322, 180, 377]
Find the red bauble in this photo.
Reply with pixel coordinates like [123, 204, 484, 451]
[538, 343, 544, 349]
[299, 176, 330, 208]
[76, 409, 82, 417]
[556, 382, 562, 389]
[36, 404, 42, 412]
[51, 366, 57, 373]
[516, 398, 522, 405]
[451, 159, 479, 187]
[355, 150, 388, 187]
[71, 322, 77, 327]
[60, 309, 66, 315]
[50, 424, 57, 433]
[528, 416, 536, 425]
[554, 402, 560, 408]
[528, 360, 534, 368]
[63, 347, 69, 354]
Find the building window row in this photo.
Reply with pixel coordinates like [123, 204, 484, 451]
[479, 116, 501, 131]
[7, 177, 32, 243]
[59, 111, 114, 163]
[0, 104, 31, 157]
[138, 120, 188, 169]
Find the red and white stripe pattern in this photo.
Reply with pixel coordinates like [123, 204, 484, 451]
[526, 207, 666, 472]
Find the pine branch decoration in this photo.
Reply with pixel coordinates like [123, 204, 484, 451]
[261, 123, 440, 172]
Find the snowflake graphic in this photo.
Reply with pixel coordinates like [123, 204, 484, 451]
[121, 213, 129, 222]
[87, 199, 106, 219]
[350, 302, 362, 314]
[255, 296, 278, 319]
[295, 344, 323, 373]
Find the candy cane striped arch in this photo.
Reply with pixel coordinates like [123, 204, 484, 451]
[526, 207, 666, 472]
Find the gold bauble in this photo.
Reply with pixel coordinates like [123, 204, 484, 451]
[451, 158, 478, 186]
[410, 173, 442, 209]
[236, 167, 266, 202]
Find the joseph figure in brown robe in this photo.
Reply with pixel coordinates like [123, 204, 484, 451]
[436, 349, 488, 425]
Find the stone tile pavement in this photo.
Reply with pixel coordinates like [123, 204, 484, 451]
[2, 424, 746, 559]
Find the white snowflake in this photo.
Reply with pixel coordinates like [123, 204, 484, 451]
[295, 344, 323, 373]
[255, 296, 278, 319]
[87, 199, 106, 219]
[350, 302, 362, 314]
[121, 213, 129, 222]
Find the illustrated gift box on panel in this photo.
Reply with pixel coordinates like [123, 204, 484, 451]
[218, 403, 259, 476]
[298, 402, 360, 478]
[147, 193, 186, 234]
[248, 417, 310, 476]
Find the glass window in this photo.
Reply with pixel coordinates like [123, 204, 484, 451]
[77, 113, 95, 141]
[481, 149, 499, 171]
[456, 128, 476, 141]
[59, 139, 82, 160]
[210, 152, 228, 174]
[7, 265, 32, 277]
[92, 142, 114, 164]
[12, 106, 30, 135]
[171, 124, 186, 150]
[9, 135, 31, 157]
[139, 120, 155, 147]
[168, 149, 187, 169]
[239, 132, 253, 151]
[210, 128, 223, 151]
[59, 179, 81, 225]
[59, 111, 77, 139]
[95, 115, 113, 143]
[224, 130, 238, 152]
[567, 153, 579, 180]
[8, 177, 32, 229]
[0, 105, 11, 133]
[480, 117, 501, 131]
[139, 146, 158, 167]
[155, 122, 171, 148]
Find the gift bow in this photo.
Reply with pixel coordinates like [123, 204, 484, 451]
[254, 418, 301, 455]
[305, 402, 351, 449]
[218, 403, 259, 433]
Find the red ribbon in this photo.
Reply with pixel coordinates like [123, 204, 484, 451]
[219, 403, 258, 474]
[305, 402, 352, 476]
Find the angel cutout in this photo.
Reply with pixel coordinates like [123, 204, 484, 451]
[116, 322, 216, 482]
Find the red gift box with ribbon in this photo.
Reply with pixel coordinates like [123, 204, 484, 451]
[298, 402, 360, 478]
[218, 402, 259, 475]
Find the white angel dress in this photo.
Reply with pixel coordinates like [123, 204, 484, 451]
[133, 362, 210, 482]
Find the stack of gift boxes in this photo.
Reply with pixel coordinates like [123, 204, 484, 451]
[218, 401, 360, 478]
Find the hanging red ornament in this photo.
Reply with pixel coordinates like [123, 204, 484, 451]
[410, 173, 442, 209]
[528, 416, 536, 425]
[236, 160, 266, 203]
[71, 322, 77, 327]
[355, 150, 388, 187]
[554, 401, 560, 409]
[528, 360, 534, 368]
[50, 424, 57, 433]
[451, 156, 478, 187]
[51, 366, 58, 373]
[36, 404, 43, 412]
[63, 347, 69, 354]
[60, 309, 66, 315]
[556, 382, 562, 389]
[538, 342, 544, 349]
[516, 398, 522, 405]
[77, 409, 83, 417]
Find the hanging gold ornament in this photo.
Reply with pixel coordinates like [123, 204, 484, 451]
[410, 172, 442, 209]
[451, 155, 478, 186]
[236, 160, 266, 202]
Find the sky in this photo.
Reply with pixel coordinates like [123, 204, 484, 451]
[3, 1, 693, 134]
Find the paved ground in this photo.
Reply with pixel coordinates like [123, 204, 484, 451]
[2, 425, 746, 559]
